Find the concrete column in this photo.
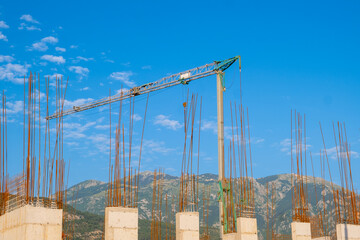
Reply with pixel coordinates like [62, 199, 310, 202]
[336, 223, 360, 240]
[104, 207, 138, 240]
[176, 212, 199, 240]
[312, 237, 331, 240]
[236, 217, 258, 240]
[291, 222, 311, 240]
[0, 205, 62, 240]
[223, 233, 237, 240]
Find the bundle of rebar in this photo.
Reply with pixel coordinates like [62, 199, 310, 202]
[0, 73, 70, 220]
[151, 169, 164, 240]
[106, 92, 149, 208]
[164, 193, 175, 240]
[178, 93, 202, 212]
[229, 102, 255, 219]
[319, 122, 359, 225]
[200, 185, 210, 240]
[266, 183, 277, 240]
[266, 183, 291, 240]
[0, 92, 8, 216]
[291, 111, 310, 222]
[309, 151, 328, 238]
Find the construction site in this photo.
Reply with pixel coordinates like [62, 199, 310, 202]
[0, 54, 358, 240]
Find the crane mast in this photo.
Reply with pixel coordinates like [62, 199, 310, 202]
[47, 56, 241, 238]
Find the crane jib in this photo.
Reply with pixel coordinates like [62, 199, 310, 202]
[46, 56, 240, 120]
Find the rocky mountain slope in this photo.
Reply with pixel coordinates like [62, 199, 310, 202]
[66, 172, 341, 240]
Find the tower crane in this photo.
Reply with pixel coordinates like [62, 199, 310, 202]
[47, 55, 241, 237]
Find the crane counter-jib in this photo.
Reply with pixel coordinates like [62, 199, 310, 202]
[46, 55, 240, 120]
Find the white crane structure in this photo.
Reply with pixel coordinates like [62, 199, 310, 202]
[47, 55, 241, 237]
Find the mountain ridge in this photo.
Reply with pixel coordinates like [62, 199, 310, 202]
[66, 172, 341, 240]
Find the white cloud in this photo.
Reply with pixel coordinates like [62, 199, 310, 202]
[0, 32, 8, 42]
[87, 133, 109, 154]
[74, 56, 94, 62]
[88, 133, 107, 142]
[19, 15, 40, 31]
[94, 124, 109, 130]
[41, 55, 65, 64]
[154, 114, 182, 130]
[0, 63, 30, 84]
[63, 121, 97, 139]
[0, 55, 14, 63]
[109, 71, 135, 87]
[6, 100, 23, 114]
[141, 65, 151, 70]
[25, 25, 41, 31]
[69, 66, 89, 79]
[20, 14, 39, 24]
[18, 23, 41, 31]
[70, 45, 78, 49]
[80, 87, 89, 91]
[319, 146, 359, 160]
[55, 47, 66, 52]
[142, 139, 175, 154]
[42, 36, 58, 44]
[46, 73, 65, 88]
[66, 132, 86, 139]
[31, 42, 47, 51]
[132, 113, 142, 121]
[29, 36, 58, 52]
[201, 120, 217, 134]
[64, 118, 110, 154]
[251, 137, 265, 144]
[63, 98, 94, 108]
[121, 62, 130, 67]
[47, 73, 63, 79]
[279, 138, 311, 155]
[116, 88, 129, 95]
[0, 21, 9, 29]
[64, 121, 96, 131]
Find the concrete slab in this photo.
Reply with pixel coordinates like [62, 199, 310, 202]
[336, 223, 360, 240]
[105, 207, 138, 240]
[176, 212, 199, 240]
[291, 222, 311, 240]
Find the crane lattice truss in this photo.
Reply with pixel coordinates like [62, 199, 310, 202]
[47, 56, 240, 120]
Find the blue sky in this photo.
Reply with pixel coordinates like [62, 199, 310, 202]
[0, 0, 359, 188]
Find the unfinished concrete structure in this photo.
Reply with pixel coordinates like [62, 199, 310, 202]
[0, 205, 62, 240]
[291, 222, 312, 240]
[176, 212, 199, 240]
[237, 217, 258, 240]
[104, 207, 138, 240]
[336, 224, 360, 240]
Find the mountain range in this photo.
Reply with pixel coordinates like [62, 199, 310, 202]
[64, 172, 341, 240]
